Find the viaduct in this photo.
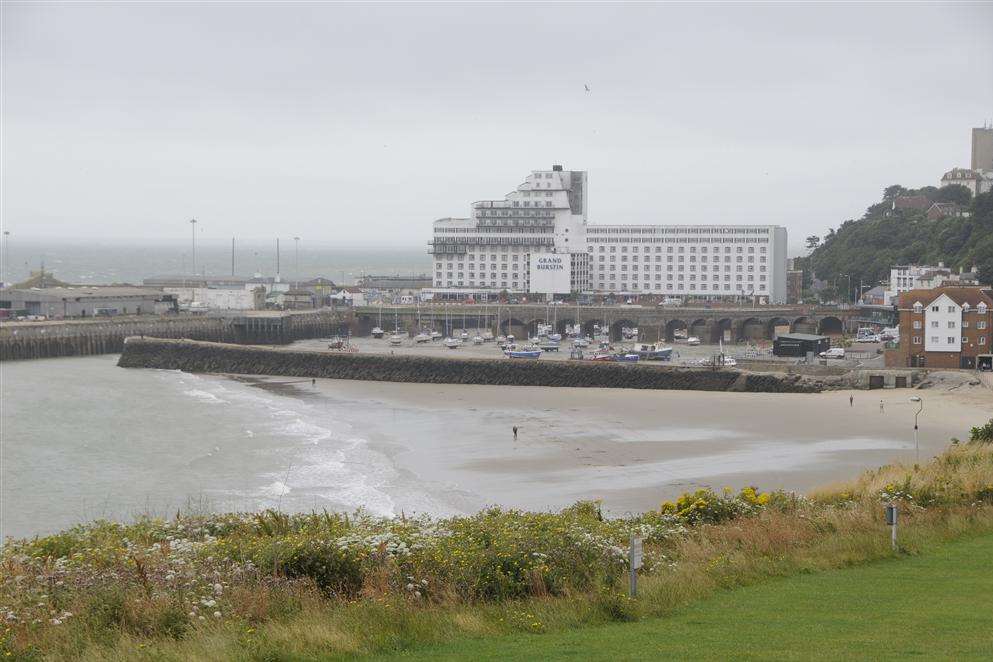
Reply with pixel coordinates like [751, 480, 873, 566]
[352, 304, 858, 343]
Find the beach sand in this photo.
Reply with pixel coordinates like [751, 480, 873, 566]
[241, 374, 992, 516]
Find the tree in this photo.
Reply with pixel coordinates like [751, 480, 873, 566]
[805, 235, 821, 250]
[932, 184, 972, 206]
[883, 185, 908, 200]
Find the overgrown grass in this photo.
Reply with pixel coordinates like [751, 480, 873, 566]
[3, 439, 993, 661]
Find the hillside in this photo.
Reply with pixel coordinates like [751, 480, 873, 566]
[802, 187, 993, 300]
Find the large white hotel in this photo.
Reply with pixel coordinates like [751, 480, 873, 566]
[429, 166, 788, 303]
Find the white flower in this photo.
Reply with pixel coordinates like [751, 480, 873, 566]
[213, 611, 222, 618]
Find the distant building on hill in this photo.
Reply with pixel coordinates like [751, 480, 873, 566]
[973, 125, 993, 171]
[926, 202, 969, 221]
[891, 195, 931, 212]
[939, 167, 993, 196]
[885, 263, 980, 305]
[888, 286, 993, 370]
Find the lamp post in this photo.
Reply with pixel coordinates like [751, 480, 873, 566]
[189, 218, 198, 276]
[293, 236, 300, 286]
[909, 395, 923, 463]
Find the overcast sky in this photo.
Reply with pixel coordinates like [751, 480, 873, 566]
[3, 2, 992, 255]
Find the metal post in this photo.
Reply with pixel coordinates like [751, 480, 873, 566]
[190, 218, 198, 276]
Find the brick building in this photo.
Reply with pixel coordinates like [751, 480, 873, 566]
[889, 286, 993, 369]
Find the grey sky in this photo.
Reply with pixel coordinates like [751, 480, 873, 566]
[3, 2, 992, 255]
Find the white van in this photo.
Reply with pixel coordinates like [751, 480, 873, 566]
[819, 347, 845, 359]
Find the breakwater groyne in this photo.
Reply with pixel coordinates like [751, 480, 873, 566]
[1, 311, 346, 361]
[118, 337, 823, 393]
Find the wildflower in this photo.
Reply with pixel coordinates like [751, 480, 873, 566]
[213, 611, 222, 618]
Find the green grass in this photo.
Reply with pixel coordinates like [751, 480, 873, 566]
[379, 533, 993, 661]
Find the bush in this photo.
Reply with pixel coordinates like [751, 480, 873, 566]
[970, 419, 993, 444]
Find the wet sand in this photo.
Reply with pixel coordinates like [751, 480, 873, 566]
[244, 374, 992, 515]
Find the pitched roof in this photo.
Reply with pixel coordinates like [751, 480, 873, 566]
[897, 286, 993, 309]
[892, 195, 931, 210]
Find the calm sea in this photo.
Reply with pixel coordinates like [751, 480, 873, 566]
[2, 240, 431, 286]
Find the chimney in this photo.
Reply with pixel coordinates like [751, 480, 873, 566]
[552, 165, 563, 172]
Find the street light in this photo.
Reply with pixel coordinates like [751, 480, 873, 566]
[909, 396, 923, 463]
[189, 218, 198, 275]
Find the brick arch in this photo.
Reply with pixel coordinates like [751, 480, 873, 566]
[791, 316, 817, 334]
[767, 317, 791, 339]
[665, 319, 688, 342]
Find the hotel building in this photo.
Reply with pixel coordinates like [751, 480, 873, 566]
[429, 166, 787, 303]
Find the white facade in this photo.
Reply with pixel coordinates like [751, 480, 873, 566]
[939, 167, 993, 196]
[430, 166, 587, 296]
[885, 264, 978, 305]
[923, 293, 962, 353]
[164, 287, 263, 310]
[429, 166, 787, 302]
[586, 224, 787, 303]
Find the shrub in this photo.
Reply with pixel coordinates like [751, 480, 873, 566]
[970, 419, 993, 444]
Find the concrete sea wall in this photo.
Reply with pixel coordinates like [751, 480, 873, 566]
[118, 338, 823, 393]
[1, 311, 345, 361]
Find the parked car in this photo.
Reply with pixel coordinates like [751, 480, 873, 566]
[819, 347, 846, 359]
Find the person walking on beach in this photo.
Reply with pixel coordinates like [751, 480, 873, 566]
[311, 378, 316, 387]
[513, 426, 518, 440]
[849, 395, 854, 407]
[879, 399, 884, 413]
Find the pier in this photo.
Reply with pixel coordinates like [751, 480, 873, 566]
[0, 310, 348, 361]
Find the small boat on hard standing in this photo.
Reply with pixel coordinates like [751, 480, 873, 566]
[472, 335, 484, 345]
[505, 346, 542, 359]
[573, 337, 590, 348]
[371, 326, 385, 339]
[632, 343, 673, 361]
[430, 331, 442, 341]
[388, 333, 403, 346]
[444, 337, 461, 349]
[539, 340, 560, 352]
[460, 330, 469, 341]
[612, 352, 640, 363]
[482, 331, 494, 342]
[414, 332, 431, 343]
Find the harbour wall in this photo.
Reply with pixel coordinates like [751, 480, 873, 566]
[117, 337, 823, 393]
[1, 311, 346, 361]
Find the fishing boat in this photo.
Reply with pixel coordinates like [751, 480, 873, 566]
[444, 337, 460, 349]
[414, 332, 431, 344]
[612, 352, 640, 363]
[388, 334, 404, 346]
[632, 343, 673, 361]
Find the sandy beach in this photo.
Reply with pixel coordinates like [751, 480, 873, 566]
[245, 373, 993, 516]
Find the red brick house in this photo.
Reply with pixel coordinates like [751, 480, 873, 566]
[889, 286, 993, 369]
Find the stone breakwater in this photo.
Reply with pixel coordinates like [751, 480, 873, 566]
[118, 338, 823, 393]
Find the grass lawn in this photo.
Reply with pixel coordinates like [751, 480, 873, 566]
[378, 533, 993, 661]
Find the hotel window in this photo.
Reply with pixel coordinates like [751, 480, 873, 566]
[913, 336, 922, 344]
[947, 337, 956, 344]
[978, 321, 988, 329]
[948, 306, 956, 313]
[931, 306, 939, 312]
[947, 321, 956, 329]
[931, 336, 939, 344]
[981, 337, 987, 345]
[931, 321, 939, 328]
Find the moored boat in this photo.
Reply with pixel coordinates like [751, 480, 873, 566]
[444, 337, 461, 349]
[505, 347, 542, 359]
[414, 332, 431, 343]
[633, 343, 673, 361]
[371, 326, 385, 339]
